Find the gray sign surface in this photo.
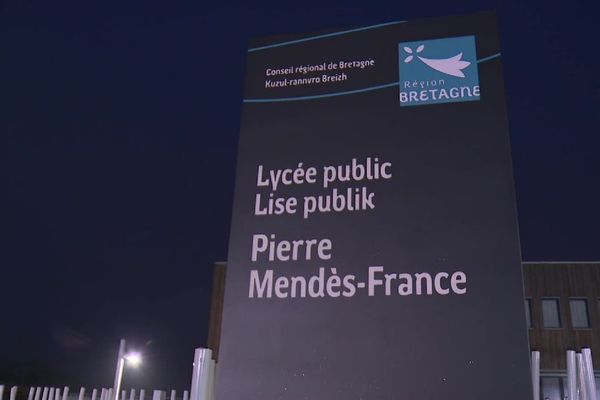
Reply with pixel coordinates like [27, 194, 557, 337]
[217, 12, 532, 400]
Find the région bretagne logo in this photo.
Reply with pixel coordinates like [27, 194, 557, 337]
[403, 44, 471, 78]
[398, 35, 480, 106]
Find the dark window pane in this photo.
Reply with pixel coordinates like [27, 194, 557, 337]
[525, 299, 532, 328]
[570, 299, 590, 328]
[542, 299, 561, 328]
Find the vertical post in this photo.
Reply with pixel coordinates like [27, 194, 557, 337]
[62, 387, 69, 400]
[182, 391, 188, 400]
[91, 389, 97, 400]
[10, 387, 17, 400]
[113, 339, 126, 400]
[531, 351, 540, 400]
[78, 388, 85, 400]
[170, 391, 175, 400]
[48, 387, 55, 400]
[139, 390, 145, 400]
[582, 348, 597, 400]
[129, 389, 135, 400]
[121, 391, 126, 400]
[28, 387, 35, 400]
[190, 349, 202, 400]
[190, 348, 213, 400]
[568, 350, 578, 400]
[0, 385, 4, 400]
[34, 388, 42, 400]
[42, 388, 49, 400]
[578, 353, 588, 400]
[151, 391, 164, 400]
[55, 388, 61, 400]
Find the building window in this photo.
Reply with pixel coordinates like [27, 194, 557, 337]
[569, 299, 590, 328]
[541, 299, 561, 328]
[541, 376, 566, 400]
[525, 299, 532, 328]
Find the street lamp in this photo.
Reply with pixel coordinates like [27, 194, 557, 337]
[125, 352, 142, 368]
[113, 339, 142, 400]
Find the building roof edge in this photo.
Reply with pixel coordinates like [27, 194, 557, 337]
[523, 261, 600, 264]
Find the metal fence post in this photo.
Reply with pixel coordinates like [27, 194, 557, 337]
[578, 353, 588, 400]
[190, 348, 213, 400]
[568, 350, 578, 400]
[151, 391, 165, 400]
[531, 351, 540, 400]
[582, 348, 597, 400]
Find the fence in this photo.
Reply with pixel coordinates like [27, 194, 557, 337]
[4, 348, 599, 400]
[0, 348, 215, 400]
[0, 387, 189, 400]
[532, 348, 598, 400]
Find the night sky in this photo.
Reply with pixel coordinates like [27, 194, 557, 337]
[1, 0, 599, 393]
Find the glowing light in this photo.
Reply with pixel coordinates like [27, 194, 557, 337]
[124, 352, 142, 367]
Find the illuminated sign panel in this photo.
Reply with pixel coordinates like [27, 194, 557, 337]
[217, 12, 532, 400]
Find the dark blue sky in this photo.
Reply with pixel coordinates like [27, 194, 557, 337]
[1, 0, 599, 392]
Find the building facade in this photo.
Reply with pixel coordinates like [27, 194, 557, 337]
[524, 262, 600, 400]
